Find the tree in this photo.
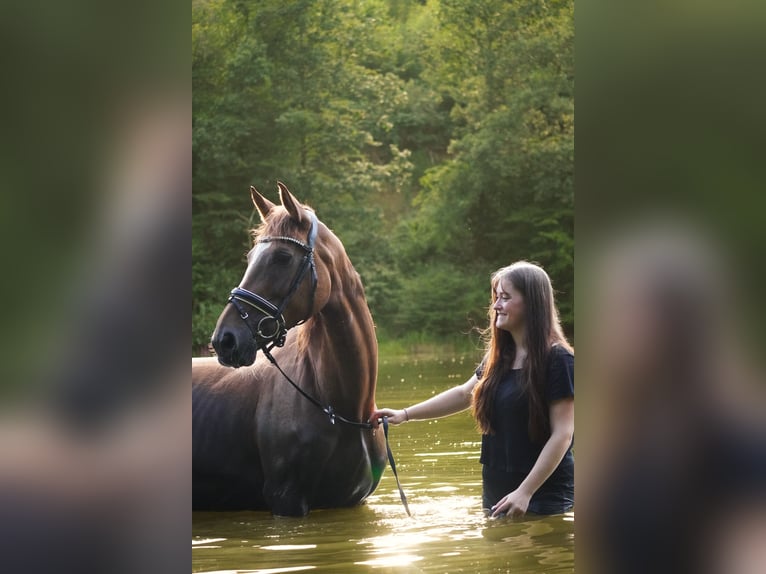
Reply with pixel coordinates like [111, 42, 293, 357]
[192, 0, 575, 349]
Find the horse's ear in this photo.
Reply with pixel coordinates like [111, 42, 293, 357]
[251, 186, 276, 221]
[277, 181, 305, 224]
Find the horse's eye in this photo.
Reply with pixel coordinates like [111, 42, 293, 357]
[272, 250, 292, 265]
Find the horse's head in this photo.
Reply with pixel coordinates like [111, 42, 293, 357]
[211, 182, 331, 367]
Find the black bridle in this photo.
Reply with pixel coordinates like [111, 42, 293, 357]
[227, 211, 319, 353]
[223, 209, 411, 516]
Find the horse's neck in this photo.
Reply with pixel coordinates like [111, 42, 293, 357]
[306, 287, 377, 418]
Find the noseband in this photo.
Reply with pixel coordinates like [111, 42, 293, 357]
[227, 212, 318, 352]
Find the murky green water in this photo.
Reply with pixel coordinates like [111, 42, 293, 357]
[193, 351, 574, 573]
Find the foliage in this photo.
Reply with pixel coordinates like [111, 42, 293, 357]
[193, 0, 574, 350]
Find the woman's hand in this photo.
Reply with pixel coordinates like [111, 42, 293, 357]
[491, 488, 532, 518]
[369, 408, 407, 428]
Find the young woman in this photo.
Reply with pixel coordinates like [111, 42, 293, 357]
[371, 261, 574, 517]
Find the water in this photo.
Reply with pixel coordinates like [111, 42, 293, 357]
[192, 351, 574, 573]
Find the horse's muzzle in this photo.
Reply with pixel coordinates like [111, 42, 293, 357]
[211, 326, 257, 368]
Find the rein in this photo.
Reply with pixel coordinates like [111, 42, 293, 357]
[226, 212, 411, 517]
[262, 347, 373, 429]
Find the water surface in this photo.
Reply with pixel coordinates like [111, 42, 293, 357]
[193, 352, 574, 573]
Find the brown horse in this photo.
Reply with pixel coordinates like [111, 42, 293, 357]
[192, 183, 387, 516]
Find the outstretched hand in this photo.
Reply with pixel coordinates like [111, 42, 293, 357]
[369, 408, 407, 428]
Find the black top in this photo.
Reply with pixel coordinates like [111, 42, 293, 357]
[476, 345, 574, 482]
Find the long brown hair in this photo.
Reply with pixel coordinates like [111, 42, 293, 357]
[472, 262, 572, 443]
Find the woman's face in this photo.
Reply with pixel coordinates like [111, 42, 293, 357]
[493, 279, 525, 333]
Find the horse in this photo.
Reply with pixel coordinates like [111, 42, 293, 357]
[192, 182, 387, 516]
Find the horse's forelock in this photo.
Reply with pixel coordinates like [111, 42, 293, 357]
[250, 207, 312, 242]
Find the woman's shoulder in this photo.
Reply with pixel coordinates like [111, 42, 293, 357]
[546, 343, 574, 397]
[549, 343, 574, 361]
[547, 343, 574, 374]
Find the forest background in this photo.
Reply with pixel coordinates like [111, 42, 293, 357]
[192, 0, 573, 353]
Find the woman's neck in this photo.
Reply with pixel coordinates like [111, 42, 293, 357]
[512, 347, 527, 369]
[510, 329, 526, 350]
[510, 331, 527, 369]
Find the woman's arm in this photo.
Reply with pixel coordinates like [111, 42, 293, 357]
[490, 397, 575, 518]
[370, 374, 479, 427]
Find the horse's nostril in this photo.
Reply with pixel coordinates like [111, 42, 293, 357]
[219, 330, 236, 352]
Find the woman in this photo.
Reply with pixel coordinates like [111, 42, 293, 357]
[371, 261, 574, 517]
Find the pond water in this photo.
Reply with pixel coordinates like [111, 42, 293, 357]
[192, 351, 574, 573]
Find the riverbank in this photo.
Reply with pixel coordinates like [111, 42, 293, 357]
[377, 332, 484, 359]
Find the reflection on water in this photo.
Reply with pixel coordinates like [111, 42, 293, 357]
[193, 353, 574, 573]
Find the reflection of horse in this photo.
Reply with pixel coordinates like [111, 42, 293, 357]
[193, 183, 386, 516]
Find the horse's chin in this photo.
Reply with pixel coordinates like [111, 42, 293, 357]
[239, 347, 258, 367]
[216, 346, 257, 369]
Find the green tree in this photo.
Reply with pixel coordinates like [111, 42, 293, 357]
[388, 0, 574, 336]
[192, 0, 574, 350]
